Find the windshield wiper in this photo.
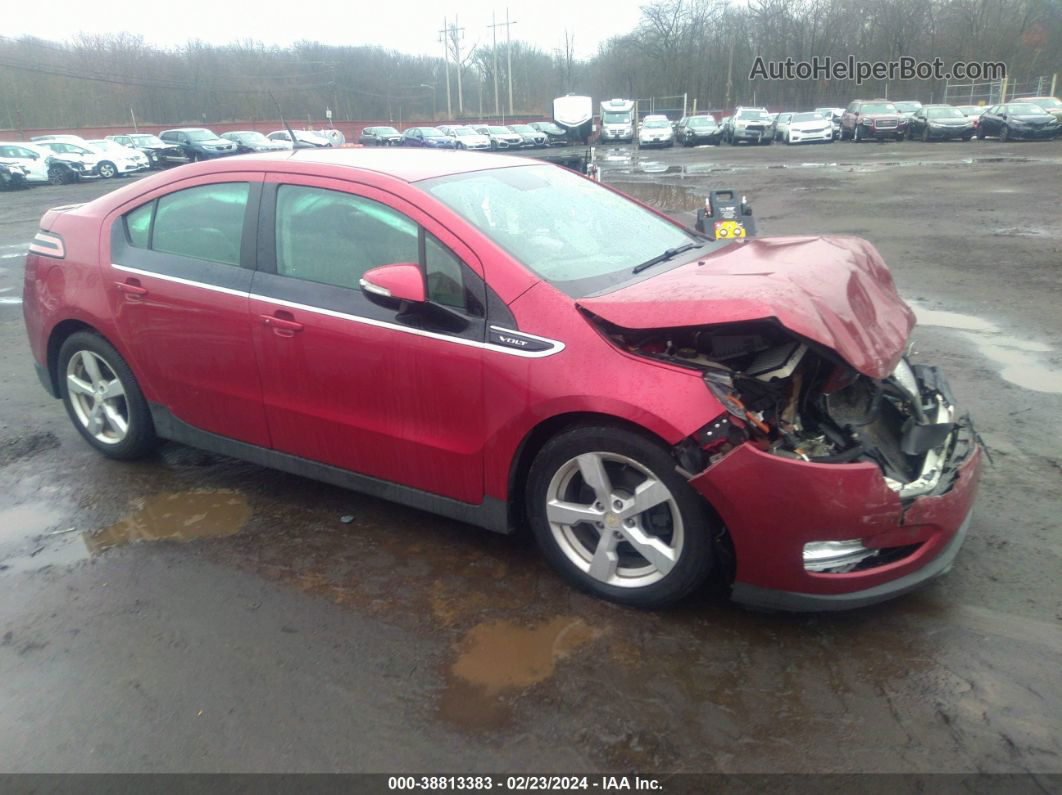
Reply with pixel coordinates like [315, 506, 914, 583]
[632, 242, 703, 274]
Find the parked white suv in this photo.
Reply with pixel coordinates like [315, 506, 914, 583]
[88, 139, 150, 172]
[0, 141, 90, 184]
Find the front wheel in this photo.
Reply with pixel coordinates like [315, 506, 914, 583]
[527, 426, 714, 608]
[58, 331, 157, 460]
[98, 161, 117, 179]
[1000, 125, 1010, 142]
[854, 125, 864, 142]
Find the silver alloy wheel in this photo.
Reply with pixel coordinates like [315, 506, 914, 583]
[545, 452, 684, 588]
[99, 162, 116, 178]
[66, 350, 129, 445]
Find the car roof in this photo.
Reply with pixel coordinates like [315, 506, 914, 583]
[235, 147, 534, 182]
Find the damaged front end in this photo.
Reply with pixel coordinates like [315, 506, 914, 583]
[602, 318, 967, 490]
[595, 316, 983, 607]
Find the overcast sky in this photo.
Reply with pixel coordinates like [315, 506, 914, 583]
[5, 0, 643, 58]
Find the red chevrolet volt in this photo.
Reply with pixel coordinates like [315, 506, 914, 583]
[22, 149, 982, 610]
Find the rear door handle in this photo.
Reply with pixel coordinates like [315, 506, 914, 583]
[260, 312, 304, 336]
[115, 279, 148, 298]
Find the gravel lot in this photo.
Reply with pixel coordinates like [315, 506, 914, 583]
[1, 138, 1060, 774]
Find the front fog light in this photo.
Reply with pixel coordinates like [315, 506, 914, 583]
[803, 539, 878, 572]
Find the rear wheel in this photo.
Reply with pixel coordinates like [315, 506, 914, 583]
[527, 426, 714, 608]
[58, 332, 157, 460]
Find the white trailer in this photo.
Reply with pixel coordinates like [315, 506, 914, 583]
[552, 95, 594, 144]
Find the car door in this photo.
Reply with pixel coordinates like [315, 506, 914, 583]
[105, 174, 271, 447]
[249, 175, 487, 503]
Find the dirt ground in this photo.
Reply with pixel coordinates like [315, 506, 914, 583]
[0, 137, 1060, 774]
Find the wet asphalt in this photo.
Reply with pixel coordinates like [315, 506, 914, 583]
[0, 138, 1060, 774]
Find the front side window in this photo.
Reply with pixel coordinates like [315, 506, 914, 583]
[275, 185, 418, 290]
[423, 164, 712, 297]
[274, 184, 478, 314]
[147, 182, 250, 265]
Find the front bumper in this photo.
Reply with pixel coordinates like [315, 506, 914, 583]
[731, 127, 768, 141]
[639, 138, 672, 147]
[690, 414, 983, 611]
[927, 125, 972, 139]
[865, 123, 905, 138]
[789, 128, 832, 143]
[1011, 126, 1059, 140]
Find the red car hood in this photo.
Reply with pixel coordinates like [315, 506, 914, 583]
[578, 236, 915, 379]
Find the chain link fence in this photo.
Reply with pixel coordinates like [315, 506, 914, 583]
[944, 73, 1057, 106]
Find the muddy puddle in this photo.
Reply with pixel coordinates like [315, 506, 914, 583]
[911, 302, 1062, 394]
[0, 488, 252, 572]
[608, 181, 704, 211]
[439, 616, 599, 729]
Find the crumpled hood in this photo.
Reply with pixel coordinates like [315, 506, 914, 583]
[578, 236, 915, 379]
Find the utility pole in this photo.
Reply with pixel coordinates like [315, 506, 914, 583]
[489, 12, 500, 117]
[439, 19, 453, 118]
[452, 17, 465, 116]
[506, 8, 516, 116]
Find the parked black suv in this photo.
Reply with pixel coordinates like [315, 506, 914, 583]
[359, 126, 404, 146]
[158, 128, 238, 161]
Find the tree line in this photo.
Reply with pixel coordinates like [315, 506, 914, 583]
[1, 0, 1059, 130]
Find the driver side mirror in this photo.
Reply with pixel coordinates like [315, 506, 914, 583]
[360, 263, 425, 304]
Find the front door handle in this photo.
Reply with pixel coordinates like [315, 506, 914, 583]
[260, 311, 304, 337]
[115, 279, 147, 299]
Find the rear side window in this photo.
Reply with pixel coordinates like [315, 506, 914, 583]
[275, 185, 418, 290]
[121, 182, 249, 266]
[125, 201, 153, 248]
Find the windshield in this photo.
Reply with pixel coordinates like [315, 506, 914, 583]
[88, 140, 119, 151]
[185, 129, 217, 141]
[643, 120, 669, 128]
[376, 127, 399, 135]
[455, 127, 479, 136]
[791, 112, 822, 123]
[1027, 97, 1061, 108]
[130, 134, 165, 146]
[927, 107, 965, 119]
[954, 106, 982, 115]
[737, 110, 770, 120]
[688, 117, 716, 127]
[894, 102, 922, 112]
[420, 128, 444, 137]
[860, 103, 898, 114]
[422, 165, 706, 297]
[234, 131, 268, 143]
[538, 123, 564, 134]
[1007, 103, 1047, 114]
[510, 125, 533, 132]
[488, 126, 512, 134]
[602, 111, 631, 124]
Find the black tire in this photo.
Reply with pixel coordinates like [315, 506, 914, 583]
[1000, 125, 1009, 142]
[854, 125, 863, 142]
[922, 127, 930, 142]
[48, 166, 68, 186]
[58, 331, 157, 460]
[977, 126, 986, 140]
[98, 161, 117, 179]
[962, 132, 973, 141]
[527, 425, 714, 608]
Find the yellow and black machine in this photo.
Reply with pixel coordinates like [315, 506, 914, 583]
[694, 190, 757, 240]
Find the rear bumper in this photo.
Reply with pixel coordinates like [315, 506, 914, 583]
[690, 418, 983, 611]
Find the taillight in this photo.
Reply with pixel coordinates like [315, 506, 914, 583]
[29, 230, 65, 259]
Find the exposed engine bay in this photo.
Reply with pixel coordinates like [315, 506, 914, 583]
[597, 318, 970, 499]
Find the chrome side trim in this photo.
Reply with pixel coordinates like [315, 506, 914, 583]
[112, 263, 248, 298]
[111, 264, 566, 359]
